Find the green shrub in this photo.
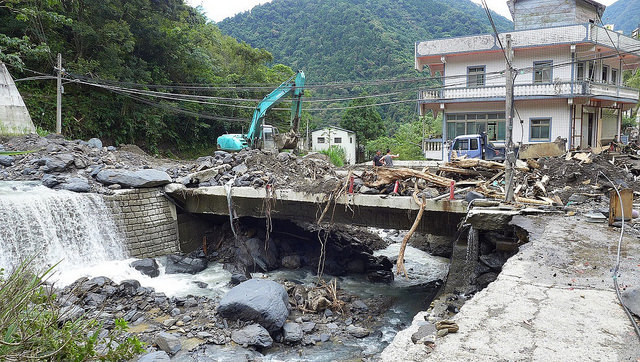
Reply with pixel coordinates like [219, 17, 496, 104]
[320, 145, 346, 167]
[0, 258, 145, 361]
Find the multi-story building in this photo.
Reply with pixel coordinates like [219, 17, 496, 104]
[415, 0, 640, 159]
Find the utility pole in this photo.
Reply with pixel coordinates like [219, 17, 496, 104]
[55, 53, 62, 134]
[504, 34, 516, 203]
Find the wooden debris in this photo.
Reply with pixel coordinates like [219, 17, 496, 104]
[526, 158, 541, 169]
[438, 165, 482, 176]
[533, 175, 550, 197]
[364, 167, 453, 188]
[515, 159, 529, 172]
[451, 159, 505, 170]
[514, 196, 552, 205]
[396, 192, 425, 278]
[573, 152, 592, 164]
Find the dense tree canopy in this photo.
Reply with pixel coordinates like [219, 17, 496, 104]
[340, 95, 385, 157]
[2, 0, 294, 155]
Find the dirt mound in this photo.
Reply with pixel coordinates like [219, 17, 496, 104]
[535, 153, 637, 203]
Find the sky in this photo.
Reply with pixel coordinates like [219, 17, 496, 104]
[186, 0, 617, 23]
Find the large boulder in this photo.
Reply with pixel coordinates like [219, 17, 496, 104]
[87, 138, 102, 149]
[0, 155, 14, 167]
[61, 177, 90, 193]
[130, 258, 160, 278]
[164, 255, 207, 275]
[137, 351, 170, 362]
[239, 237, 279, 272]
[621, 287, 640, 317]
[95, 169, 171, 188]
[44, 154, 75, 172]
[230, 324, 273, 348]
[217, 279, 289, 332]
[155, 332, 181, 355]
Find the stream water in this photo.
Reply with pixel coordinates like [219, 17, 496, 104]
[0, 182, 450, 360]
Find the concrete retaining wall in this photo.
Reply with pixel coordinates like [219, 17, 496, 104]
[104, 187, 179, 257]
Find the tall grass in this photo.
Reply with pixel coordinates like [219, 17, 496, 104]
[319, 145, 346, 167]
[0, 258, 144, 361]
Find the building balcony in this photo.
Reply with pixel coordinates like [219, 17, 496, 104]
[418, 81, 639, 104]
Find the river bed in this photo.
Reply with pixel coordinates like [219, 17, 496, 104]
[0, 181, 450, 360]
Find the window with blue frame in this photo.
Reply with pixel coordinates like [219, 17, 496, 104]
[530, 118, 551, 141]
[445, 113, 506, 141]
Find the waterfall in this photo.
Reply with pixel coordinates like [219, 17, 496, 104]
[463, 226, 479, 289]
[0, 182, 126, 273]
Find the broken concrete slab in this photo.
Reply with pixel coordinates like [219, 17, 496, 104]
[466, 208, 520, 230]
[518, 138, 566, 159]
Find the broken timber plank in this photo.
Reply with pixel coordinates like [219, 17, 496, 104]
[451, 159, 505, 170]
[533, 175, 550, 197]
[364, 167, 454, 188]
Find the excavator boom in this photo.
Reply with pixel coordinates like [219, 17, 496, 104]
[217, 70, 305, 151]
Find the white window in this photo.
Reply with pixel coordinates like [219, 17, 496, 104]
[317, 137, 325, 144]
[334, 137, 342, 143]
[533, 61, 552, 84]
[602, 65, 609, 83]
[350, 137, 353, 144]
[611, 68, 618, 85]
[467, 66, 486, 87]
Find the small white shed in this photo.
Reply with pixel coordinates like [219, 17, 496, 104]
[311, 126, 356, 165]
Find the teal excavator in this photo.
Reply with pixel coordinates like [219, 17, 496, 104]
[216, 70, 306, 152]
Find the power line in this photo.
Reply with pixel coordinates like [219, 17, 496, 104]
[481, 0, 509, 67]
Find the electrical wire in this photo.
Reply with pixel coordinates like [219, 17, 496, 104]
[481, 0, 509, 66]
[597, 171, 640, 340]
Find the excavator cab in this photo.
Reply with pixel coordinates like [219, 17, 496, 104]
[260, 125, 278, 150]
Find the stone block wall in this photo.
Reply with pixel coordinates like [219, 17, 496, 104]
[104, 187, 179, 257]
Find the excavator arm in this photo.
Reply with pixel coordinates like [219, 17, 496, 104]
[217, 70, 305, 151]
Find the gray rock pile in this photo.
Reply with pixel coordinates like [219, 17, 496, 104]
[0, 134, 340, 194]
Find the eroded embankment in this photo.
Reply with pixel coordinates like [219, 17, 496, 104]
[382, 214, 640, 361]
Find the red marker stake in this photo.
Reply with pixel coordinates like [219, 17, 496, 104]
[449, 181, 455, 200]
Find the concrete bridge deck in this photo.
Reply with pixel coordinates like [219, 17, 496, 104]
[165, 185, 467, 235]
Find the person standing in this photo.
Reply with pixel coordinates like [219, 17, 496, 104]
[382, 149, 399, 167]
[373, 150, 384, 167]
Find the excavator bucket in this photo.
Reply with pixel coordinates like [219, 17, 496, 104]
[277, 130, 299, 150]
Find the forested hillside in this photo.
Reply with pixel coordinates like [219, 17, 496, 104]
[219, 0, 512, 130]
[602, 0, 640, 35]
[1, 0, 293, 155]
[220, 0, 512, 82]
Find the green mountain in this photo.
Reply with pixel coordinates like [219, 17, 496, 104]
[218, 0, 512, 129]
[602, 0, 640, 35]
[219, 0, 512, 83]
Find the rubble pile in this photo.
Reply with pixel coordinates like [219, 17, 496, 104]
[0, 134, 339, 194]
[54, 270, 390, 360]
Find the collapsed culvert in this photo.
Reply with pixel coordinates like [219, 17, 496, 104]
[441, 208, 531, 296]
[168, 214, 454, 357]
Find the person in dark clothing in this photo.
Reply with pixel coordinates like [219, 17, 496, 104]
[372, 150, 384, 166]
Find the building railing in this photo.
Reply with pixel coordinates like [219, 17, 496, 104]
[419, 81, 639, 102]
[422, 138, 443, 160]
